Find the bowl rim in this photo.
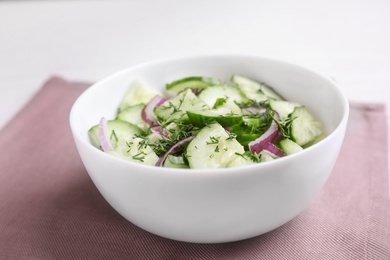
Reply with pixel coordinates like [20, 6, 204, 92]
[69, 53, 350, 176]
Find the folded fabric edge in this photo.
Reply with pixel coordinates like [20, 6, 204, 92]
[349, 101, 387, 112]
[0, 76, 92, 134]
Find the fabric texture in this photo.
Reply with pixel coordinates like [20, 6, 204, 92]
[0, 77, 389, 259]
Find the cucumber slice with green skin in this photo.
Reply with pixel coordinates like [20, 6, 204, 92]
[295, 132, 325, 148]
[198, 84, 248, 108]
[269, 100, 301, 121]
[186, 123, 251, 169]
[290, 106, 323, 147]
[89, 120, 158, 165]
[88, 119, 143, 149]
[118, 79, 162, 112]
[109, 137, 159, 165]
[163, 155, 189, 168]
[116, 104, 149, 132]
[187, 108, 243, 127]
[198, 85, 245, 115]
[231, 75, 284, 102]
[216, 101, 242, 115]
[279, 138, 303, 155]
[154, 89, 210, 123]
[166, 76, 221, 94]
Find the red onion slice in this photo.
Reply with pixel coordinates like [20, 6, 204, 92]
[98, 117, 114, 152]
[263, 143, 286, 157]
[248, 120, 279, 154]
[248, 111, 281, 154]
[155, 135, 196, 167]
[142, 95, 166, 125]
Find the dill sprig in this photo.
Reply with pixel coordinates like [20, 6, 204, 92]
[110, 130, 118, 147]
[132, 151, 146, 162]
[134, 134, 150, 150]
[272, 115, 296, 139]
[235, 151, 262, 163]
[149, 139, 172, 157]
[226, 132, 237, 141]
[237, 99, 269, 110]
[149, 121, 199, 156]
[167, 101, 180, 113]
[206, 136, 220, 145]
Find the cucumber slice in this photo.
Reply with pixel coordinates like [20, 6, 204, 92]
[88, 119, 143, 149]
[109, 137, 159, 165]
[290, 106, 323, 147]
[198, 85, 248, 108]
[187, 108, 243, 127]
[199, 85, 244, 114]
[269, 100, 301, 120]
[186, 123, 251, 168]
[231, 75, 284, 102]
[154, 89, 209, 122]
[89, 120, 158, 165]
[163, 155, 189, 168]
[118, 79, 162, 111]
[258, 150, 276, 162]
[166, 76, 221, 94]
[161, 122, 199, 143]
[279, 138, 303, 155]
[116, 104, 149, 132]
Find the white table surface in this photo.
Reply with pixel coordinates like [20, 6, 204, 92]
[1, 0, 389, 132]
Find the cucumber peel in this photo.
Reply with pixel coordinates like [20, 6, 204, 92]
[166, 76, 221, 94]
[187, 108, 243, 127]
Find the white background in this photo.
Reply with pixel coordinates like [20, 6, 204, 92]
[0, 0, 389, 131]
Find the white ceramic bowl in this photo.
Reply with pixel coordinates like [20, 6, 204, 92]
[70, 54, 349, 243]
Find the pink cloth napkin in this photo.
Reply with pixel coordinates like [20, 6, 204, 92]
[0, 77, 389, 259]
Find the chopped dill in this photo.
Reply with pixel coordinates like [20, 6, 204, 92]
[126, 141, 134, 153]
[135, 134, 150, 150]
[149, 121, 199, 156]
[226, 132, 237, 141]
[235, 151, 262, 163]
[132, 151, 146, 162]
[206, 136, 220, 145]
[272, 115, 296, 139]
[110, 130, 118, 147]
